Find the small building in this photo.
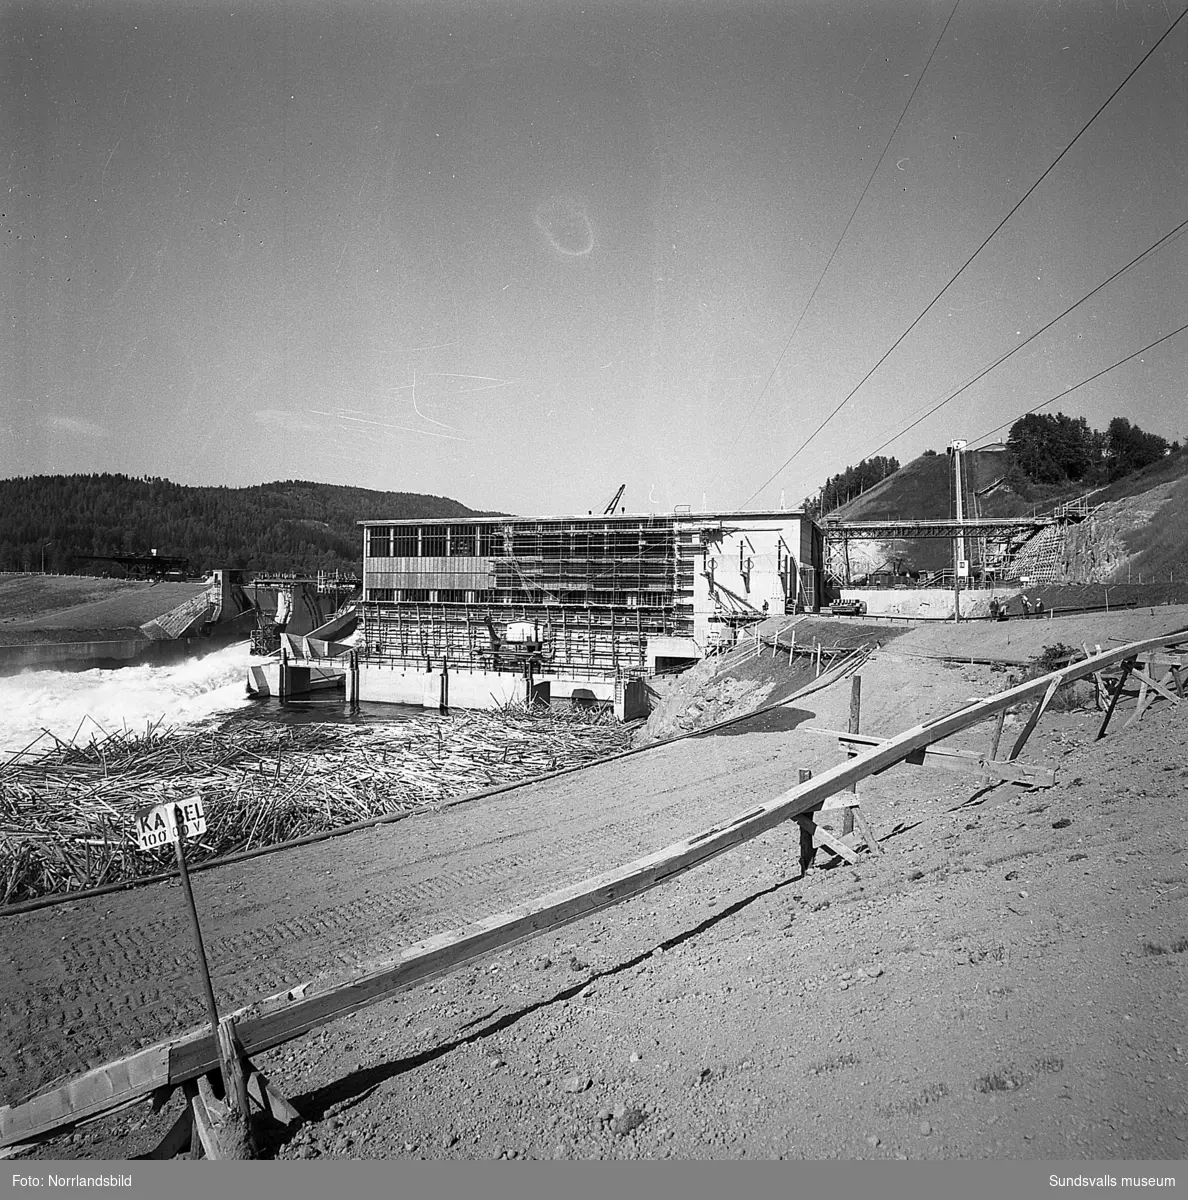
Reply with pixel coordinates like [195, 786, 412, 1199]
[354, 509, 821, 714]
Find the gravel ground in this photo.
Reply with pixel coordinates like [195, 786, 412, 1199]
[5, 610, 1187, 1161]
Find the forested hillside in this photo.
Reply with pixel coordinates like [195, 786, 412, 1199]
[817, 413, 1186, 579]
[0, 475, 493, 575]
[1004, 413, 1175, 492]
[802, 456, 900, 517]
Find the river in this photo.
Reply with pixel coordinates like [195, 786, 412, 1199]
[0, 641, 418, 757]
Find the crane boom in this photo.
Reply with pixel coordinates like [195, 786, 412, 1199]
[603, 484, 625, 514]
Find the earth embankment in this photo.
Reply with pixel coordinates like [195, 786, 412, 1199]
[4, 605, 1187, 1161]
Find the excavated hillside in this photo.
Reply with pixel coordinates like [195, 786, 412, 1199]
[1058, 480, 1182, 583]
[825, 447, 1188, 588]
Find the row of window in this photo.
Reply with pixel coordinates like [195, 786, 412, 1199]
[366, 524, 680, 559]
[364, 589, 680, 608]
[366, 588, 479, 603]
[367, 526, 501, 558]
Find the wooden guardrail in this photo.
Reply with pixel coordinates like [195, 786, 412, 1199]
[2, 628, 1185, 1152]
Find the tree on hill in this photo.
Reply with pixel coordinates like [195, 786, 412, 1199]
[1005, 412, 1098, 485]
[1005, 412, 1169, 490]
[1105, 417, 1168, 480]
[0, 475, 493, 575]
[802, 456, 900, 517]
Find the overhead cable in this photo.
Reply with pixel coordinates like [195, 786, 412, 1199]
[743, 4, 1188, 507]
[967, 321, 1188, 447]
[708, 0, 962, 491]
[857, 215, 1188, 459]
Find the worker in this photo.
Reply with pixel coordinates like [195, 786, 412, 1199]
[1021, 596, 1032, 617]
[1035, 597, 1045, 617]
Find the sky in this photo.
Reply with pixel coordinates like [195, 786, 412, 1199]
[2, 0, 1186, 516]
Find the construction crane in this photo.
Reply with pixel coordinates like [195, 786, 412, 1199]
[603, 484, 625, 514]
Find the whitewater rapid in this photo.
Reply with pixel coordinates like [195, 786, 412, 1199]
[0, 641, 260, 755]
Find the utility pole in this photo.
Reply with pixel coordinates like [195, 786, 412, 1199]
[949, 441, 968, 621]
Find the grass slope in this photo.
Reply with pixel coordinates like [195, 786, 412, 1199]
[826, 450, 1027, 574]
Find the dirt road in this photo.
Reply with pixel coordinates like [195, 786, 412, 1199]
[5, 615, 1187, 1160]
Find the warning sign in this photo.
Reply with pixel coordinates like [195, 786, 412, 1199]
[135, 798, 207, 850]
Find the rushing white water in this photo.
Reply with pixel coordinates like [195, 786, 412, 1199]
[0, 642, 259, 755]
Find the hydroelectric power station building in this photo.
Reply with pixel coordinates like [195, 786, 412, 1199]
[352, 509, 823, 716]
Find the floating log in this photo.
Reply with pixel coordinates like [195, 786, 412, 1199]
[0, 709, 632, 906]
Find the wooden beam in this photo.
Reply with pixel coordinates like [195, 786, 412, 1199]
[1129, 666, 1181, 707]
[245, 1071, 300, 1126]
[1125, 668, 1151, 729]
[182, 1081, 200, 1160]
[977, 709, 1007, 788]
[843, 675, 861, 835]
[189, 1080, 220, 1160]
[139, 1105, 193, 1160]
[0, 1047, 171, 1144]
[850, 807, 884, 856]
[797, 768, 818, 873]
[1007, 676, 1063, 761]
[820, 791, 862, 811]
[5, 629, 1186, 1150]
[832, 732, 1055, 788]
[216, 1017, 255, 1158]
[1082, 643, 1104, 711]
[192, 1073, 252, 1160]
[798, 821, 859, 865]
[1097, 655, 1137, 740]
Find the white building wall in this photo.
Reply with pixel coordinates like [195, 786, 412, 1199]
[677, 515, 808, 650]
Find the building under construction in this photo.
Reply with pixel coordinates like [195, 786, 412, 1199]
[355, 509, 822, 712]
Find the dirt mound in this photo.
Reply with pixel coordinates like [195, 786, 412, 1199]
[639, 619, 906, 743]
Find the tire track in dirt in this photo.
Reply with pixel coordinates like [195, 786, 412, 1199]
[2, 729, 816, 1102]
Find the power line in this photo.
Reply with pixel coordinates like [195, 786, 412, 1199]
[742, 4, 1188, 507]
[967, 321, 1188, 447]
[857, 215, 1188, 459]
[707, 0, 962, 492]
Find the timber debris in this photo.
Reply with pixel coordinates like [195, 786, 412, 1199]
[0, 706, 631, 906]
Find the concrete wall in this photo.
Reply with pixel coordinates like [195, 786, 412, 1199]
[248, 660, 344, 697]
[0, 638, 150, 673]
[840, 586, 1022, 620]
[359, 663, 533, 709]
[680, 514, 809, 646]
[646, 636, 701, 674]
[543, 677, 615, 703]
[614, 677, 649, 721]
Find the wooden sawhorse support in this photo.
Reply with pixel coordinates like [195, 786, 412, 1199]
[1096, 651, 1182, 739]
[144, 1017, 300, 1160]
[794, 767, 883, 872]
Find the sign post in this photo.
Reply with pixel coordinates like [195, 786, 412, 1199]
[136, 798, 220, 1037]
[134, 797, 265, 1157]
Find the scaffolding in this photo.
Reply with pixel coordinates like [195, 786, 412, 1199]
[359, 516, 696, 681]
